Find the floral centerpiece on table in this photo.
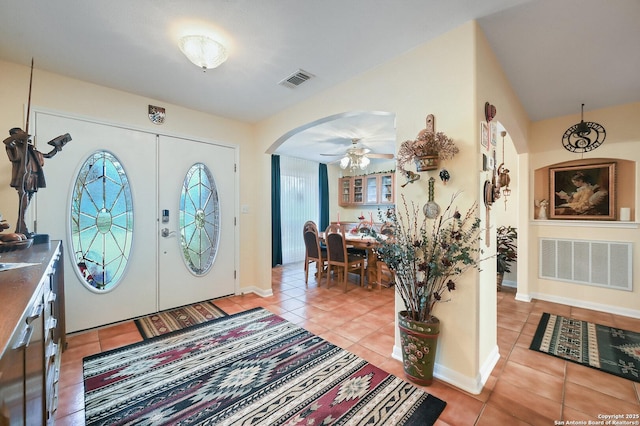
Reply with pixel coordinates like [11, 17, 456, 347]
[373, 192, 483, 323]
[397, 130, 459, 174]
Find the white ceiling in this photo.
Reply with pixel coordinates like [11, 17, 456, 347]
[0, 0, 638, 163]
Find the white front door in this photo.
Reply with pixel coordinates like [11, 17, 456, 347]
[34, 112, 158, 332]
[34, 111, 237, 332]
[157, 135, 236, 310]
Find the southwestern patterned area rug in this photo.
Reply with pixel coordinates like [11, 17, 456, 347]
[84, 308, 446, 425]
[530, 312, 640, 383]
[134, 300, 227, 339]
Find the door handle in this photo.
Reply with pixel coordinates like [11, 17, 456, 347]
[161, 228, 175, 238]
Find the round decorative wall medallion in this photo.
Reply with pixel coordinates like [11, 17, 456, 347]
[562, 105, 606, 153]
[562, 121, 606, 153]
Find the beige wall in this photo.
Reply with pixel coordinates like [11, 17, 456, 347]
[257, 21, 515, 393]
[0, 60, 265, 290]
[474, 21, 532, 383]
[525, 102, 640, 316]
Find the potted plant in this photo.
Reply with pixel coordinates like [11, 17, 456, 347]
[373, 192, 483, 385]
[496, 225, 517, 291]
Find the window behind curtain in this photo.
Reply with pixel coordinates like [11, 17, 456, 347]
[280, 156, 319, 264]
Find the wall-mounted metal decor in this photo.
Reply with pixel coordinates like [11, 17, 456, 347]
[561, 104, 606, 153]
[484, 102, 496, 123]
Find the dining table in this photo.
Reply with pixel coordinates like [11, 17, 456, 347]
[318, 231, 384, 289]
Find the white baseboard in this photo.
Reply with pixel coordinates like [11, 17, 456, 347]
[241, 286, 274, 298]
[392, 344, 498, 395]
[501, 279, 517, 288]
[392, 344, 402, 362]
[501, 281, 639, 319]
[479, 345, 500, 386]
[515, 291, 532, 302]
[528, 291, 640, 319]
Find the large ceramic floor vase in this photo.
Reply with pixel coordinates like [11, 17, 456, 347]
[397, 311, 440, 386]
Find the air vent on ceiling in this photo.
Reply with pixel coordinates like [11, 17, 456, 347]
[278, 69, 314, 88]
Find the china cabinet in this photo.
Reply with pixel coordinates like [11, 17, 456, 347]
[339, 176, 365, 206]
[339, 173, 394, 207]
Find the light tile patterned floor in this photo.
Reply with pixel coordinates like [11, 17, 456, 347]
[56, 262, 640, 425]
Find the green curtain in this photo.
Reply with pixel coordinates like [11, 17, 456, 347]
[319, 163, 329, 231]
[271, 155, 283, 267]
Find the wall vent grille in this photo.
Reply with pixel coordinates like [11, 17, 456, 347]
[539, 238, 632, 291]
[278, 69, 314, 88]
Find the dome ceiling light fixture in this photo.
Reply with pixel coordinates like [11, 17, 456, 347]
[561, 103, 606, 153]
[178, 35, 228, 71]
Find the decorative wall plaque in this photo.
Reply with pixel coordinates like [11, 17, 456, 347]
[148, 105, 166, 125]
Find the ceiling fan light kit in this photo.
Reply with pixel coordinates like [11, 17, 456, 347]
[340, 152, 370, 171]
[339, 139, 371, 171]
[328, 138, 392, 172]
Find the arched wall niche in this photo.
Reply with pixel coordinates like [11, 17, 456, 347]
[533, 157, 636, 221]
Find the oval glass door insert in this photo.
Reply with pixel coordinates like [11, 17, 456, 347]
[70, 151, 133, 291]
[179, 163, 220, 275]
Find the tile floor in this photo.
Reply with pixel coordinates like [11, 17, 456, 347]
[56, 262, 640, 425]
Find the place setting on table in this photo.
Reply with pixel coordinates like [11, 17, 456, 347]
[319, 212, 390, 289]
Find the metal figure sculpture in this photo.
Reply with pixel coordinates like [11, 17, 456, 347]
[3, 128, 71, 235]
[3, 60, 71, 236]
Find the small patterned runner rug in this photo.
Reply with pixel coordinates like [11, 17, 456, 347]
[530, 312, 640, 383]
[84, 308, 446, 425]
[134, 300, 227, 339]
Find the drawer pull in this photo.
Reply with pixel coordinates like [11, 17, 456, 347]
[26, 302, 44, 324]
[46, 317, 58, 331]
[13, 325, 33, 350]
[46, 342, 59, 358]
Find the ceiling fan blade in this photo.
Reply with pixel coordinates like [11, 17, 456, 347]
[368, 153, 394, 159]
[318, 137, 393, 160]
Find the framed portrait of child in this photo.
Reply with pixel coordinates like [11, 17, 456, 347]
[550, 162, 616, 220]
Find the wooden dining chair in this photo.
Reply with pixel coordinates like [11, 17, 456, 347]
[303, 221, 327, 284]
[324, 223, 365, 291]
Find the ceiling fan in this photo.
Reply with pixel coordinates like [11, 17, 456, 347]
[321, 138, 394, 171]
